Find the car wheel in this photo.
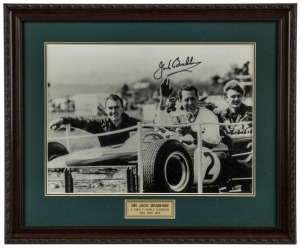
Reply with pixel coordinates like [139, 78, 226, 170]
[48, 142, 69, 161]
[143, 139, 193, 193]
[236, 142, 252, 166]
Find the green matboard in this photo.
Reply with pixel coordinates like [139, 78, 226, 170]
[23, 22, 277, 227]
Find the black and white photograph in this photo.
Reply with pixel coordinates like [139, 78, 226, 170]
[46, 43, 255, 195]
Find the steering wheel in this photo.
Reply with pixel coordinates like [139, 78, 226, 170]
[143, 132, 164, 141]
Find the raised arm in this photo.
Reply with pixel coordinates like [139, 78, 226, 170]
[158, 78, 173, 111]
[49, 117, 98, 132]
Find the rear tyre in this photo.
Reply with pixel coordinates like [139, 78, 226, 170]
[48, 142, 69, 161]
[236, 142, 252, 166]
[143, 139, 193, 193]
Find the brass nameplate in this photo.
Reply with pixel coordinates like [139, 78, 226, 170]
[125, 200, 175, 219]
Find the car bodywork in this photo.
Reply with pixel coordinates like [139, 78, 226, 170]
[48, 118, 253, 194]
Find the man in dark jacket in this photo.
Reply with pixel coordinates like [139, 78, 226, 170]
[49, 94, 139, 147]
[215, 80, 252, 134]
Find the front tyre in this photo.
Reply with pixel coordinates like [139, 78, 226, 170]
[143, 139, 193, 193]
[48, 142, 69, 161]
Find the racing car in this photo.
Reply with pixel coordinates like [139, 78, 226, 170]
[47, 109, 253, 194]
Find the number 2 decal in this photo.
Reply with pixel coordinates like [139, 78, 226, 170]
[204, 152, 214, 180]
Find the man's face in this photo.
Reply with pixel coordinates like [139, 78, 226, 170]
[224, 89, 243, 109]
[180, 90, 198, 113]
[105, 99, 123, 123]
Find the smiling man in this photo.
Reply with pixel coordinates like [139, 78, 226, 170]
[49, 94, 138, 147]
[155, 78, 221, 148]
[155, 78, 200, 125]
[216, 80, 252, 134]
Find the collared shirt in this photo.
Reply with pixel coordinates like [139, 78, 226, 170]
[155, 107, 221, 147]
[62, 113, 138, 147]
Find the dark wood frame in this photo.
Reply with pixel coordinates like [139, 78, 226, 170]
[4, 4, 297, 244]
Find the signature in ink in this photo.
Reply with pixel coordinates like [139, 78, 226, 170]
[153, 56, 202, 80]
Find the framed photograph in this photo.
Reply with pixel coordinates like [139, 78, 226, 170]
[5, 4, 296, 243]
[46, 42, 255, 196]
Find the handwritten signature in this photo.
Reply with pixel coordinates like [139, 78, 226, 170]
[153, 57, 202, 80]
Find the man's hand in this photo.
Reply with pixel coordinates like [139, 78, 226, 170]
[231, 124, 253, 134]
[179, 134, 194, 145]
[160, 78, 173, 98]
[245, 127, 252, 134]
[231, 125, 244, 134]
[49, 118, 64, 131]
[175, 126, 191, 136]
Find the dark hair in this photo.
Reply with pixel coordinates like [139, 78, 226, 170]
[105, 94, 124, 107]
[178, 84, 199, 100]
[223, 80, 244, 97]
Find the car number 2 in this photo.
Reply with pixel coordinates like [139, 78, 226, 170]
[203, 152, 214, 180]
[202, 148, 221, 184]
[193, 147, 221, 184]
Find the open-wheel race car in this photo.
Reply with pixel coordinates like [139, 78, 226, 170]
[48, 110, 253, 194]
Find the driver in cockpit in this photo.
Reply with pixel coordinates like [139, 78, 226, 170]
[155, 78, 221, 148]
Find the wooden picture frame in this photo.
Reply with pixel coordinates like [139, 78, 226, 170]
[4, 4, 296, 244]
